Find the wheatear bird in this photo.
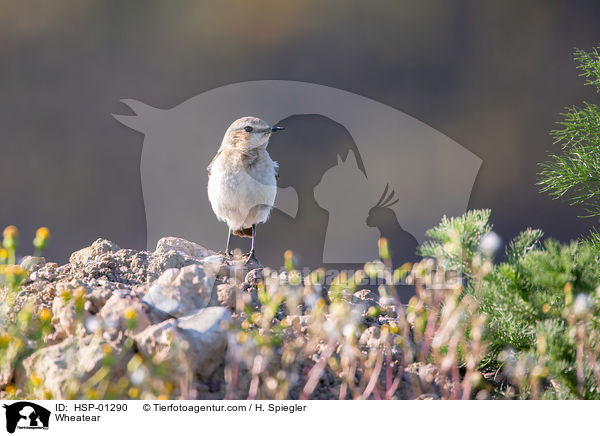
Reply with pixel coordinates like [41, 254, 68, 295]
[207, 116, 284, 264]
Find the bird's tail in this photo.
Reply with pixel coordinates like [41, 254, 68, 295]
[233, 227, 253, 237]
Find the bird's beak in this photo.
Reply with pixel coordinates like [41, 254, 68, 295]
[270, 126, 284, 133]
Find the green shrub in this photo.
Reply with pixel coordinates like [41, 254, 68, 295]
[420, 209, 600, 398]
[538, 46, 600, 217]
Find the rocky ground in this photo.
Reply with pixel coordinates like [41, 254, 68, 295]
[0, 237, 441, 400]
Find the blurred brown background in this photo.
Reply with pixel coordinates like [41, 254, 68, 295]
[1, 0, 599, 263]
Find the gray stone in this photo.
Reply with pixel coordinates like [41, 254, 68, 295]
[135, 307, 232, 378]
[244, 268, 264, 287]
[177, 307, 232, 377]
[216, 284, 239, 310]
[0, 341, 21, 388]
[134, 319, 185, 362]
[97, 294, 151, 334]
[352, 289, 379, 312]
[147, 250, 187, 283]
[18, 335, 131, 399]
[143, 264, 213, 318]
[69, 239, 121, 266]
[30, 263, 57, 282]
[155, 237, 214, 259]
[51, 292, 84, 339]
[84, 287, 113, 314]
[20, 256, 46, 272]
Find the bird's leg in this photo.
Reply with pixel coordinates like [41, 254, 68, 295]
[225, 227, 232, 258]
[245, 224, 258, 265]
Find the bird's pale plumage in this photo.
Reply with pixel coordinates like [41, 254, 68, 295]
[207, 116, 283, 260]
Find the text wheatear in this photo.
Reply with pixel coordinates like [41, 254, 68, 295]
[207, 116, 284, 264]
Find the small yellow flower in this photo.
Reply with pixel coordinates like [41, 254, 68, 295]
[128, 387, 140, 398]
[289, 270, 302, 286]
[30, 373, 42, 387]
[315, 298, 326, 310]
[0, 332, 11, 348]
[38, 308, 52, 322]
[381, 323, 390, 335]
[0, 248, 7, 260]
[33, 227, 51, 255]
[127, 353, 143, 373]
[542, 303, 550, 313]
[117, 377, 129, 390]
[367, 306, 380, 318]
[35, 227, 50, 240]
[101, 344, 113, 355]
[0, 265, 26, 277]
[5, 385, 16, 397]
[123, 307, 137, 321]
[236, 331, 248, 343]
[3, 226, 18, 239]
[73, 286, 86, 299]
[284, 249, 295, 270]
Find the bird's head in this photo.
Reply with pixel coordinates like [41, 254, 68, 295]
[222, 116, 284, 150]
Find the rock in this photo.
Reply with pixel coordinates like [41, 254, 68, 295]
[146, 238, 216, 283]
[200, 255, 261, 284]
[216, 284, 239, 310]
[135, 306, 232, 378]
[352, 289, 379, 312]
[30, 263, 57, 282]
[134, 319, 185, 362]
[69, 239, 121, 266]
[0, 341, 22, 388]
[359, 326, 381, 348]
[404, 362, 441, 399]
[20, 256, 46, 272]
[177, 307, 232, 377]
[147, 250, 187, 283]
[84, 287, 113, 314]
[97, 294, 151, 334]
[19, 335, 131, 399]
[155, 237, 214, 259]
[51, 291, 84, 339]
[143, 265, 213, 318]
[244, 268, 264, 287]
[243, 255, 262, 270]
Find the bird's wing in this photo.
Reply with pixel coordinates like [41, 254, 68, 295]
[207, 150, 221, 176]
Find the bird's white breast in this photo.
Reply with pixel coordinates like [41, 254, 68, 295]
[208, 151, 277, 230]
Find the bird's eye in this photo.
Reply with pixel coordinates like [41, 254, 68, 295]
[244, 126, 254, 132]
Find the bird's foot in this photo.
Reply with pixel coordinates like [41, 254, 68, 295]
[245, 250, 260, 266]
[219, 250, 233, 263]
